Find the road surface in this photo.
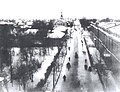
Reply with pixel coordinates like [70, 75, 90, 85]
[54, 27, 103, 92]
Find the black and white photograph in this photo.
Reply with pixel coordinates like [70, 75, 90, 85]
[0, 0, 120, 92]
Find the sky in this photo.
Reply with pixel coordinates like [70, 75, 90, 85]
[0, 0, 120, 19]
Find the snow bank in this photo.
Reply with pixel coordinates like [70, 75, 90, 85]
[32, 47, 58, 87]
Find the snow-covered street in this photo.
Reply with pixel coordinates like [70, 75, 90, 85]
[53, 27, 104, 92]
[0, 18, 120, 92]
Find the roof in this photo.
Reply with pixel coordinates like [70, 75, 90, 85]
[47, 26, 66, 38]
[0, 21, 14, 25]
[25, 29, 38, 34]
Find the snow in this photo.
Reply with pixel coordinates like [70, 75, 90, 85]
[83, 32, 100, 63]
[74, 19, 81, 26]
[82, 31, 90, 37]
[52, 27, 104, 92]
[7, 26, 69, 92]
[85, 26, 120, 92]
[47, 26, 66, 38]
[0, 77, 4, 81]
[4, 24, 119, 92]
[0, 22, 14, 25]
[92, 24, 120, 42]
[11, 47, 56, 66]
[1, 46, 59, 92]
[83, 30, 120, 92]
[98, 22, 116, 29]
[85, 36, 95, 47]
[98, 22, 120, 38]
[46, 25, 120, 92]
[108, 25, 120, 36]
[32, 47, 58, 87]
[98, 22, 120, 28]
[25, 29, 38, 34]
[6, 39, 60, 92]
[44, 27, 76, 91]
[3, 24, 120, 92]
[60, 28, 75, 76]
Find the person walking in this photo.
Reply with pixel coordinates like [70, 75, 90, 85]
[81, 40, 83, 47]
[63, 75, 66, 82]
[68, 47, 70, 51]
[68, 57, 70, 61]
[66, 62, 71, 71]
[84, 59, 88, 70]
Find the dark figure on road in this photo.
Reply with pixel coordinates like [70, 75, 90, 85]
[88, 66, 92, 72]
[85, 59, 87, 63]
[84, 65, 88, 70]
[66, 62, 71, 71]
[68, 47, 70, 51]
[63, 75, 66, 82]
[69, 57, 70, 61]
[81, 40, 83, 47]
[84, 59, 88, 70]
[81, 40, 83, 43]
[75, 52, 78, 58]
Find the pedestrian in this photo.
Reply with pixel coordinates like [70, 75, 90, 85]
[69, 57, 70, 61]
[84, 59, 88, 70]
[63, 75, 66, 82]
[84, 64, 88, 70]
[81, 40, 83, 46]
[66, 62, 71, 71]
[81, 40, 83, 44]
[68, 47, 70, 51]
[75, 52, 78, 58]
[88, 66, 92, 72]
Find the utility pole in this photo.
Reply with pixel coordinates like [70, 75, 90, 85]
[52, 64, 55, 92]
[0, 48, 2, 72]
[97, 30, 99, 50]
[10, 50, 13, 84]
